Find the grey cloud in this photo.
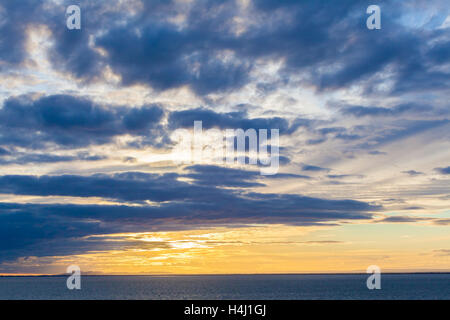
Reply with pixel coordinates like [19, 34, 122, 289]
[435, 166, 450, 175]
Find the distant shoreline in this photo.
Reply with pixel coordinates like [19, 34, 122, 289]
[1, 272, 449, 277]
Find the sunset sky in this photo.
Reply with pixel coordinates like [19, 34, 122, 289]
[0, 0, 449, 275]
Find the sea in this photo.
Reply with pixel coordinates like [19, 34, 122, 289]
[0, 273, 448, 300]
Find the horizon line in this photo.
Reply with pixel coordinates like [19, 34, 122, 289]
[2, 271, 450, 277]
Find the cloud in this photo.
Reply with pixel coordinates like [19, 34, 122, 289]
[0, 172, 196, 203]
[0, 147, 10, 156]
[4, 0, 448, 97]
[302, 164, 330, 172]
[0, 152, 105, 165]
[0, 95, 305, 153]
[0, 0, 43, 69]
[184, 165, 309, 187]
[96, 26, 251, 95]
[433, 249, 450, 256]
[306, 125, 365, 145]
[301, 240, 344, 245]
[327, 174, 363, 179]
[0, 194, 376, 262]
[379, 216, 428, 223]
[433, 219, 450, 226]
[0, 164, 379, 262]
[368, 151, 386, 155]
[0, 94, 164, 148]
[1, 0, 449, 274]
[402, 170, 424, 176]
[378, 216, 450, 225]
[0, 165, 309, 202]
[168, 108, 294, 134]
[0, 195, 376, 262]
[368, 119, 450, 147]
[435, 166, 450, 175]
[340, 103, 430, 118]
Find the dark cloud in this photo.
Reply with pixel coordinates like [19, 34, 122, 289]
[0, 147, 10, 156]
[368, 151, 386, 155]
[306, 138, 326, 145]
[428, 41, 450, 64]
[278, 156, 291, 166]
[341, 103, 432, 118]
[0, 150, 105, 165]
[327, 174, 363, 179]
[368, 119, 450, 147]
[0, 95, 302, 152]
[0, 165, 309, 202]
[307, 126, 367, 144]
[168, 108, 293, 134]
[433, 219, 450, 226]
[435, 166, 450, 175]
[185, 165, 309, 187]
[0, 164, 379, 262]
[97, 26, 251, 95]
[379, 216, 429, 223]
[0, 95, 164, 148]
[378, 216, 450, 225]
[0, 172, 196, 203]
[3, 1, 448, 96]
[0, 0, 43, 69]
[403, 206, 424, 210]
[317, 127, 346, 135]
[402, 170, 424, 176]
[0, 191, 376, 262]
[302, 164, 330, 172]
[335, 133, 362, 141]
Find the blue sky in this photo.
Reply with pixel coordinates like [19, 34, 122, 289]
[0, 0, 448, 274]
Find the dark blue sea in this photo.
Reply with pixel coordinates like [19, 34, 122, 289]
[0, 274, 448, 300]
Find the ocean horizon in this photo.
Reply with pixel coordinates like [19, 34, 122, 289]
[0, 273, 449, 300]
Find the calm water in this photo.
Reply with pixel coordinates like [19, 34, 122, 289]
[0, 274, 448, 300]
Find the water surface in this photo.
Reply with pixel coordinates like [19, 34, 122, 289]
[0, 273, 448, 300]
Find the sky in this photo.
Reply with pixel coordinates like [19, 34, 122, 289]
[0, 0, 449, 275]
